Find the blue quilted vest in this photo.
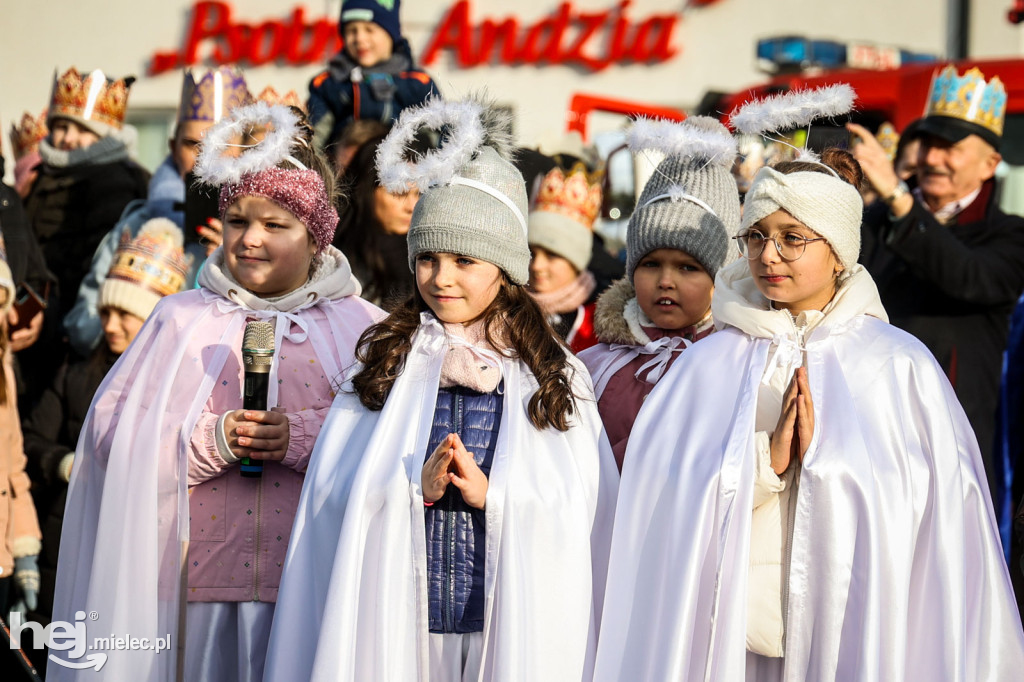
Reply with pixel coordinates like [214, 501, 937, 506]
[423, 385, 502, 634]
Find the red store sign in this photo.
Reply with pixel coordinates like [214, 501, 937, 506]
[422, 0, 686, 72]
[149, 0, 718, 75]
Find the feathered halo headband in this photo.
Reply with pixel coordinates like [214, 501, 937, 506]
[193, 102, 338, 254]
[627, 116, 738, 216]
[728, 83, 856, 174]
[375, 95, 527, 233]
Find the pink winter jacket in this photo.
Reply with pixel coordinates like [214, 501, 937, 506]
[185, 330, 331, 603]
[183, 250, 383, 603]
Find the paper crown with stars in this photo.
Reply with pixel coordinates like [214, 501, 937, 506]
[921, 65, 1006, 149]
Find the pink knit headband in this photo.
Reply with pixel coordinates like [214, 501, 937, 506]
[219, 167, 338, 254]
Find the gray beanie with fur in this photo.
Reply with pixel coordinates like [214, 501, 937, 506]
[625, 116, 741, 282]
[376, 96, 531, 285]
[407, 145, 530, 284]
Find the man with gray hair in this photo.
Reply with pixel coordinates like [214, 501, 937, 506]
[850, 66, 1024, 506]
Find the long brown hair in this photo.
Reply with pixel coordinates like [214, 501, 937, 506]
[352, 280, 580, 431]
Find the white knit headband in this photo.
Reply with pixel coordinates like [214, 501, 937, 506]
[740, 166, 863, 269]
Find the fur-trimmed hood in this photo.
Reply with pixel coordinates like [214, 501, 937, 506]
[593, 277, 641, 345]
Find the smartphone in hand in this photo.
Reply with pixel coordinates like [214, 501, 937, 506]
[11, 281, 47, 332]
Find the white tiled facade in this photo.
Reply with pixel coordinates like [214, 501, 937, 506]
[1, 0, 1021, 179]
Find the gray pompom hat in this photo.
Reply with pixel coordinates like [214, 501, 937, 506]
[625, 116, 741, 282]
[375, 96, 531, 285]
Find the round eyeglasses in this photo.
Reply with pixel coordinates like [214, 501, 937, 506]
[733, 230, 829, 262]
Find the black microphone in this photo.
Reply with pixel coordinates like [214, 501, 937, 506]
[240, 320, 274, 478]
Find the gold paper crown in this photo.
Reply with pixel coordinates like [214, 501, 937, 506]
[108, 222, 188, 297]
[256, 86, 305, 112]
[9, 110, 48, 159]
[533, 164, 603, 230]
[179, 66, 252, 123]
[875, 122, 900, 162]
[49, 68, 133, 130]
[926, 66, 1007, 137]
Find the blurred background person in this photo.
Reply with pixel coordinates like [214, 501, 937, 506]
[21, 218, 187, 675]
[334, 133, 420, 309]
[307, 0, 437, 153]
[527, 164, 605, 352]
[63, 66, 250, 357]
[851, 66, 1024, 514]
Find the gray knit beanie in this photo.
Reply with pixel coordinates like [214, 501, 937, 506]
[625, 116, 741, 282]
[376, 96, 531, 285]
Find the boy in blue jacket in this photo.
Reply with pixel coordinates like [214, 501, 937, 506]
[308, 0, 438, 153]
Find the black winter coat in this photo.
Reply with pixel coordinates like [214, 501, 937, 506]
[860, 180, 1024, 494]
[0, 162, 53, 296]
[22, 346, 116, 621]
[23, 156, 148, 317]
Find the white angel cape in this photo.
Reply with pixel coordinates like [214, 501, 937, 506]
[263, 314, 618, 681]
[592, 315, 1024, 681]
[50, 288, 380, 681]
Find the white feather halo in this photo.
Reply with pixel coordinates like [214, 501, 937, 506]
[193, 101, 301, 186]
[376, 97, 486, 193]
[729, 83, 856, 136]
[627, 117, 738, 169]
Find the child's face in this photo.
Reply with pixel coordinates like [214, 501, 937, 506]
[633, 248, 714, 332]
[169, 119, 214, 179]
[343, 21, 394, 68]
[100, 306, 145, 355]
[415, 252, 503, 326]
[743, 210, 842, 315]
[528, 245, 579, 293]
[223, 196, 316, 298]
[50, 118, 100, 151]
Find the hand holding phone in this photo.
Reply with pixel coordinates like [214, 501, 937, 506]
[11, 282, 46, 333]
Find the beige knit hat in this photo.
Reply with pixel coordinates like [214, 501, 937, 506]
[99, 218, 189, 320]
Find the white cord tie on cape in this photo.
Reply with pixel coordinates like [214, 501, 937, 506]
[628, 336, 692, 385]
[204, 291, 318, 407]
[762, 334, 805, 386]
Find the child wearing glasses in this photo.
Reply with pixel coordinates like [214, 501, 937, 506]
[592, 146, 1024, 680]
[579, 116, 739, 471]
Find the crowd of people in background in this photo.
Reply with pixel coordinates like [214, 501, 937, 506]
[2, 0, 1024, 680]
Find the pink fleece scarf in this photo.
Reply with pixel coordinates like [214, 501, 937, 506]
[530, 270, 596, 315]
[439, 318, 506, 393]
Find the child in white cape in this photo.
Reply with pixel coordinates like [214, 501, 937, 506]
[51, 104, 382, 682]
[264, 96, 617, 682]
[580, 116, 739, 470]
[592, 147, 1024, 681]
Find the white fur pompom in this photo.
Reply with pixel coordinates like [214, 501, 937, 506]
[376, 97, 487, 193]
[194, 102, 301, 185]
[729, 83, 856, 136]
[627, 116, 737, 169]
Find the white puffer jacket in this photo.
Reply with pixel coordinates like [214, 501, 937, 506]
[712, 260, 888, 658]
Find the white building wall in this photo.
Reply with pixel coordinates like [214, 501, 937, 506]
[1, 0, 1020, 181]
